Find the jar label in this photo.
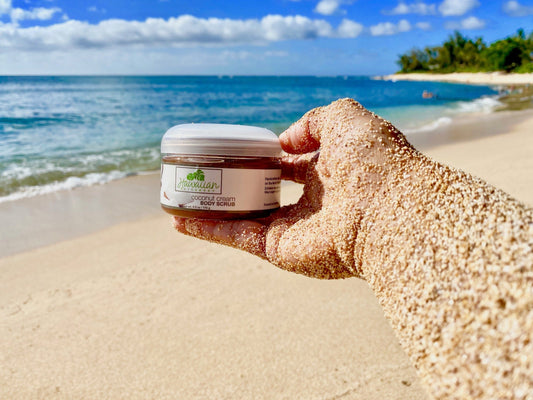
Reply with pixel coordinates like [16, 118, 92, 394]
[160, 164, 281, 211]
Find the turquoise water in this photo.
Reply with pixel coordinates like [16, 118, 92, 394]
[0, 75, 499, 202]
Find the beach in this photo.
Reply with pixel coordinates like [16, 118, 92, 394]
[1, 104, 532, 399]
[378, 72, 533, 85]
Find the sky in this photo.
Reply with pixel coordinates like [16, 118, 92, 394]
[0, 0, 531, 75]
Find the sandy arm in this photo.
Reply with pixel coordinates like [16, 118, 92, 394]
[358, 150, 533, 399]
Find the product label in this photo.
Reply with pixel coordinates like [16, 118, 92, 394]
[160, 163, 281, 211]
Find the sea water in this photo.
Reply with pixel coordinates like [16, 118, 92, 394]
[0, 75, 499, 202]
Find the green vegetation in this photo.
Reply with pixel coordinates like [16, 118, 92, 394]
[187, 169, 205, 181]
[397, 29, 533, 73]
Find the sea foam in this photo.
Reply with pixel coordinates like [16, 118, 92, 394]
[455, 96, 503, 114]
[403, 95, 502, 134]
[0, 170, 129, 204]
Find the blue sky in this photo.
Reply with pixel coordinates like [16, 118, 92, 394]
[0, 0, 531, 75]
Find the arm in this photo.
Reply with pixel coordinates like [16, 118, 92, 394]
[173, 99, 533, 399]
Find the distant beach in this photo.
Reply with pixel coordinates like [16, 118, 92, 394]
[377, 72, 533, 113]
[376, 71, 533, 85]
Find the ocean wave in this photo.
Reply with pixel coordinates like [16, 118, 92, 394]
[402, 95, 502, 135]
[0, 170, 129, 204]
[1, 147, 159, 181]
[404, 117, 453, 134]
[0, 146, 160, 202]
[1, 161, 63, 180]
[454, 96, 503, 114]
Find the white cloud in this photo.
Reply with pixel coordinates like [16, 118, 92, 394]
[0, 0, 11, 15]
[384, 1, 437, 15]
[261, 15, 333, 40]
[415, 21, 432, 30]
[0, 46, 297, 75]
[0, 14, 365, 50]
[438, 0, 480, 16]
[445, 16, 486, 29]
[315, 0, 341, 15]
[370, 19, 412, 36]
[88, 6, 107, 14]
[264, 50, 289, 57]
[314, 0, 355, 15]
[460, 15, 485, 29]
[10, 7, 61, 22]
[398, 19, 412, 31]
[503, 0, 533, 16]
[0, 1, 62, 24]
[337, 18, 363, 38]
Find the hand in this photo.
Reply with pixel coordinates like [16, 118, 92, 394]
[172, 98, 415, 279]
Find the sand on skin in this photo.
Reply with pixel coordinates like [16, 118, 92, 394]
[1, 110, 533, 399]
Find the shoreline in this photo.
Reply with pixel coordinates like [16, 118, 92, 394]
[0, 175, 301, 258]
[0, 172, 161, 258]
[376, 72, 533, 85]
[407, 108, 533, 149]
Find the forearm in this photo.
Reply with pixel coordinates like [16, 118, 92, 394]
[358, 152, 533, 399]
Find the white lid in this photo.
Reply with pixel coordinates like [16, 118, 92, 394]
[161, 123, 281, 157]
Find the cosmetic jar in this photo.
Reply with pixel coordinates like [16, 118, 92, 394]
[160, 123, 281, 219]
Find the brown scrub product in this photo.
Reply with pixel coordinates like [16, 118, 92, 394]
[160, 123, 282, 219]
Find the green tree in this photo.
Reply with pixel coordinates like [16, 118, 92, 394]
[397, 49, 428, 72]
[395, 29, 531, 73]
[483, 31, 530, 72]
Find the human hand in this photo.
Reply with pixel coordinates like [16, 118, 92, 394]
[172, 98, 416, 279]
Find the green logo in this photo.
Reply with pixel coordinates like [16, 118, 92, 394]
[186, 169, 205, 181]
[176, 167, 221, 193]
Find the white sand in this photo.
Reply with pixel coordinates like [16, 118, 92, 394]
[377, 72, 533, 85]
[424, 115, 533, 205]
[0, 183, 428, 400]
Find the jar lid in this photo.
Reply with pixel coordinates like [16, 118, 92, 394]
[161, 123, 281, 157]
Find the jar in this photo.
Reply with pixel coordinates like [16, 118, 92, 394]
[160, 123, 282, 219]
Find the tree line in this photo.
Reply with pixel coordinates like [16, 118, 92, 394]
[397, 29, 533, 74]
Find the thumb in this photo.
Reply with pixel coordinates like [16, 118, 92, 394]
[281, 152, 319, 184]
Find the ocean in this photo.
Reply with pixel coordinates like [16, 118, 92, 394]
[0, 75, 500, 203]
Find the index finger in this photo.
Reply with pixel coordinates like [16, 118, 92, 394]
[279, 108, 322, 154]
[172, 217, 268, 259]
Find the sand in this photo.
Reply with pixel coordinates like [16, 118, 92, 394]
[1, 109, 533, 399]
[422, 113, 533, 204]
[377, 72, 533, 85]
[0, 183, 428, 400]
